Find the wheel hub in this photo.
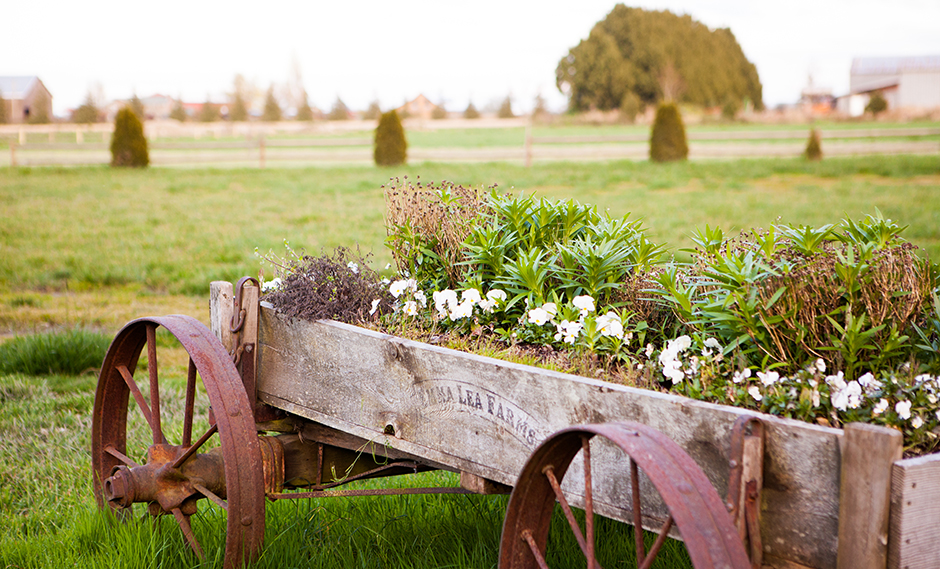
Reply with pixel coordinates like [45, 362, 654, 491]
[102, 445, 227, 515]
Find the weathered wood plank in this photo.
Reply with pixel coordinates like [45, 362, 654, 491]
[209, 281, 234, 352]
[888, 453, 940, 569]
[837, 423, 902, 569]
[256, 305, 846, 569]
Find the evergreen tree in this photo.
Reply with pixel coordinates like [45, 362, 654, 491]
[804, 129, 822, 161]
[72, 92, 100, 124]
[262, 86, 282, 122]
[328, 97, 350, 121]
[0, 89, 8, 124]
[198, 97, 219, 122]
[110, 106, 149, 167]
[431, 104, 447, 119]
[170, 98, 187, 122]
[557, 5, 763, 111]
[373, 110, 407, 166]
[229, 92, 249, 121]
[620, 91, 641, 123]
[865, 91, 888, 116]
[497, 96, 514, 118]
[532, 93, 549, 118]
[464, 102, 480, 119]
[295, 90, 314, 121]
[27, 91, 51, 124]
[362, 100, 382, 120]
[129, 94, 146, 121]
[649, 102, 688, 162]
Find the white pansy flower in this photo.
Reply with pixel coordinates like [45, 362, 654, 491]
[572, 295, 596, 317]
[553, 320, 583, 344]
[832, 389, 849, 412]
[757, 371, 780, 387]
[347, 261, 359, 274]
[669, 335, 692, 352]
[596, 311, 624, 339]
[645, 343, 654, 358]
[826, 372, 846, 391]
[704, 337, 722, 350]
[433, 289, 459, 317]
[449, 300, 473, 320]
[732, 368, 752, 384]
[486, 289, 507, 302]
[403, 301, 418, 316]
[812, 388, 820, 408]
[413, 290, 427, 307]
[815, 359, 826, 373]
[844, 381, 862, 409]
[927, 394, 937, 405]
[461, 288, 482, 305]
[527, 307, 551, 326]
[541, 303, 558, 318]
[912, 415, 924, 429]
[381, 277, 391, 285]
[896, 400, 912, 420]
[389, 279, 410, 298]
[873, 398, 889, 415]
[748, 386, 762, 401]
[662, 360, 684, 384]
[261, 277, 282, 293]
[369, 299, 381, 316]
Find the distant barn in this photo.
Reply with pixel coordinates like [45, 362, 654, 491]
[0, 76, 53, 123]
[839, 56, 940, 115]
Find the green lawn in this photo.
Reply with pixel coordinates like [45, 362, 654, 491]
[1, 156, 939, 567]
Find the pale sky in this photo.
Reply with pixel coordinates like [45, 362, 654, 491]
[3, 0, 938, 116]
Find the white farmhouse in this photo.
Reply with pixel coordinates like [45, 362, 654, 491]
[838, 56, 940, 116]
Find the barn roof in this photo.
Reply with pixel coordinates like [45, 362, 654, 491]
[851, 56, 940, 75]
[0, 76, 39, 98]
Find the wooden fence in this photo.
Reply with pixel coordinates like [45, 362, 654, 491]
[3, 123, 938, 167]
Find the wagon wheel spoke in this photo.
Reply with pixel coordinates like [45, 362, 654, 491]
[172, 424, 218, 470]
[145, 324, 165, 446]
[638, 516, 674, 569]
[181, 358, 197, 447]
[172, 507, 205, 559]
[581, 435, 597, 569]
[521, 530, 551, 569]
[543, 466, 589, 557]
[193, 482, 228, 511]
[104, 445, 140, 468]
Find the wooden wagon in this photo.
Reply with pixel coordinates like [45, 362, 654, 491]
[91, 279, 939, 569]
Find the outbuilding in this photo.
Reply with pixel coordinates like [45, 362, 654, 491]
[839, 56, 940, 116]
[0, 76, 53, 123]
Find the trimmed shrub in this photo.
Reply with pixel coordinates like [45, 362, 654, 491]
[296, 92, 314, 121]
[373, 110, 407, 166]
[72, 93, 100, 124]
[198, 98, 219, 122]
[431, 105, 447, 120]
[649, 102, 688, 162]
[804, 129, 822, 161]
[110, 106, 149, 167]
[464, 102, 480, 119]
[230, 93, 249, 121]
[865, 91, 887, 116]
[362, 100, 381, 121]
[262, 87, 282, 122]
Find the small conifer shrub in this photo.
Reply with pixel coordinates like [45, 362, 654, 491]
[374, 110, 407, 166]
[170, 98, 187, 122]
[110, 106, 149, 167]
[497, 96, 514, 118]
[865, 91, 888, 116]
[464, 102, 480, 119]
[262, 87, 282, 122]
[649, 102, 688, 162]
[804, 129, 822, 161]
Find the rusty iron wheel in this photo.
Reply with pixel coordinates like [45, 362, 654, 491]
[499, 422, 750, 569]
[92, 315, 265, 567]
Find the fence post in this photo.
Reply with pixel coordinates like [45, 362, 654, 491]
[524, 119, 533, 168]
[76, 129, 83, 144]
[259, 136, 266, 169]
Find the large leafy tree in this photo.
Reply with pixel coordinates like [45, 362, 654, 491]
[557, 5, 763, 111]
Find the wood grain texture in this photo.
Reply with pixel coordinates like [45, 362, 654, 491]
[837, 423, 902, 569]
[209, 281, 234, 353]
[255, 306, 847, 568]
[888, 453, 940, 569]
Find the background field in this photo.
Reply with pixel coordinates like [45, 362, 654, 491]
[1, 154, 939, 567]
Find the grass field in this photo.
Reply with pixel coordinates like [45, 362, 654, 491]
[1, 155, 939, 567]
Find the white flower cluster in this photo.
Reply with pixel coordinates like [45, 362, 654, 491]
[433, 288, 506, 321]
[261, 277, 282, 293]
[524, 295, 628, 346]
